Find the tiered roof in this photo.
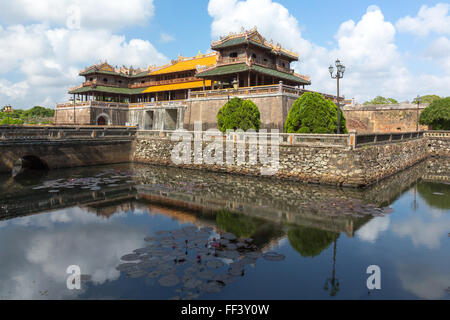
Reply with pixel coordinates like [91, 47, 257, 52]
[211, 27, 299, 61]
[79, 62, 152, 78]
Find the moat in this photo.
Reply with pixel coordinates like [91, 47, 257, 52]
[0, 159, 449, 300]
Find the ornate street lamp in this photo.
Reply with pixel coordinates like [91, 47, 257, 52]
[329, 59, 346, 134]
[416, 95, 422, 132]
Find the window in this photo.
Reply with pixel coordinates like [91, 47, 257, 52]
[118, 80, 122, 84]
[282, 62, 286, 68]
[230, 52, 238, 58]
[141, 80, 145, 84]
[89, 78, 93, 81]
[252, 53, 257, 59]
[103, 78, 108, 83]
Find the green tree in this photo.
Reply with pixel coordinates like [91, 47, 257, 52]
[285, 92, 347, 134]
[419, 97, 450, 130]
[417, 181, 450, 210]
[413, 95, 441, 105]
[363, 96, 399, 105]
[287, 226, 340, 258]
[0, 117, 24, 125]
[217, 97, 261, 132]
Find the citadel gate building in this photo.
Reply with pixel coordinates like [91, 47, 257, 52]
[55, 29, 337, 131]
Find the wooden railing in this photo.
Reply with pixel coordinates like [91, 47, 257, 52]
[0, 126, 136, 141]
[189, 84, 339, 100]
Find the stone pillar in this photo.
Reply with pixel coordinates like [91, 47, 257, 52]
[279, 81, 283, 93]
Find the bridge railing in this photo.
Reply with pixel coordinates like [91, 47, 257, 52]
[136, 130, 351, 148]
[424, 131, 450, 138]
[0, 126, 137, 141]
[355, 131, 425, 147]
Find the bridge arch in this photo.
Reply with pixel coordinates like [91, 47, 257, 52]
[96, 113, 111, 126]
[12, 155, 49, 177]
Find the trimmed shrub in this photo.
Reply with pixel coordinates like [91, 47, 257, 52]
[285, 92, 347, 134]
[217, 97, 261, 132]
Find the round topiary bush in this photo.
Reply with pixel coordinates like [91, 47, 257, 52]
[419, 97, 450, 130]
[285, 92, 348, 134]
[217, 97, 261, 132]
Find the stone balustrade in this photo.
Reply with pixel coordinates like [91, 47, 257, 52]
[0, 125, 136, 142]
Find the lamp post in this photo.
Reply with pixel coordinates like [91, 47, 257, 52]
[416, 95, 422, 132]
[329, 59, 346, 134]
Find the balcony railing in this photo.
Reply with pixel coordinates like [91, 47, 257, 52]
[129, 77, 199, 89]
[56, 101, 129, 108]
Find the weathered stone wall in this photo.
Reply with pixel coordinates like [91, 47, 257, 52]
[428, 136, 450, 157]
[343, 103, 429, 133]
[184, 94, 297, 131]
[55, 104, 129, 126]
[132, 135, 445, 187]
[0, 140, 133, 173]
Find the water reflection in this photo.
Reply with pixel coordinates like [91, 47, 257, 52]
[0, 158, 449, 300]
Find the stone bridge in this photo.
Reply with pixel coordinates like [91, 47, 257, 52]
[0, 125, 136, 175]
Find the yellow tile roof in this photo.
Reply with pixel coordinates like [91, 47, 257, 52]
[150, 54, 216, 75]
[142, 80, 212, 93]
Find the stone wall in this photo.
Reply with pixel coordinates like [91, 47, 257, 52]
[184, 93, 297, 131]
[132, 135, 449, 187]
[343, 103, 429, 133]
[55, 103, 129, 126]
[0, 140, 134, 173]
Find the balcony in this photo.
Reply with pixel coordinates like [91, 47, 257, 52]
[129, 77, 200, 89]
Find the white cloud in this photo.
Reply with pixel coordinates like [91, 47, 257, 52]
[207, 1, 450, 103]
[396, 3, 450, 37]
[424, 36, 450, 73]
[396, 261, 450, 299]
[160, 33, 175, 43]
[0, 207, 146, 299]
[0, 13, 168, 108]
[0, 0, 155, 30]
[356, 216, 390, 243]
[392, 217, 450, 249]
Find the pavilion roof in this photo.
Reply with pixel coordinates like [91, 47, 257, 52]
[142, 80, 212, 93]
[149, 53, 217, 75]
[69, 85, 147, 95]
[211, 28, 299, 61]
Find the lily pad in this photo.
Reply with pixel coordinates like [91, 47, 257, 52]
[262, 252, 286, 262]
[221, 233, 237, 241]
[148, 270, 162, 279]
[121, 253, 141, 261]
[158, 274, 180, 287]
[206, 260, 225, 269]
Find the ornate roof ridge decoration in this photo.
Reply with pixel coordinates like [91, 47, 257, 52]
[294, 72, 311, 82]
[211, 27, 299, 59]
[79, 61, 152, 77]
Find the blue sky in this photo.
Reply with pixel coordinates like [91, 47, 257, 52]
[0, 0, 449, 108]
